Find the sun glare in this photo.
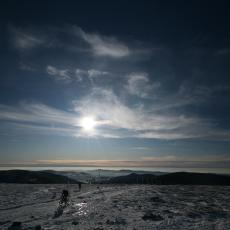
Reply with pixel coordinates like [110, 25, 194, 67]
[80, 116, 97, 132]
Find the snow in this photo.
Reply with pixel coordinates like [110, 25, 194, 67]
[0, 184, 230, 229]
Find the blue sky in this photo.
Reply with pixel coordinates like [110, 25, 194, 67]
[0, 1, 230, 170]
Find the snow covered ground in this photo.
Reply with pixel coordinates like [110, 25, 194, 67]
[0, 184, 230, 229]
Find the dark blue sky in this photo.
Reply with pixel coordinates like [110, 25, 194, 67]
[0, 0, 230, 171]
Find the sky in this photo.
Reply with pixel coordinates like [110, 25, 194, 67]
[0, 0, 230, 170]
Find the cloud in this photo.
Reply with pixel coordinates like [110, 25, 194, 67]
[19, 62, 36, 71]
[125, 73, 160, 98]
[75, 68, 109, 83]
[9, 25, 151, 61]
[0, 102, 76, 126]
[46, 65, 80, 83]
[2, 153, 230, 169]
[8, 123, 77, 137]
[130, 146, 151, 150]
[2, 158, 230, 169]
[73, 88, 230, 140]
[29, 155, 230, 168]
[9, 26, 45, 50]
[141, 155, 230, 162]
[1, 89, 230, 140]
[87, 69, 108, 78]
[46, 65, 109, 84]
[73, 88, 195, 133]
[74, 26, 130, 58]
[141, 83, 230, 113]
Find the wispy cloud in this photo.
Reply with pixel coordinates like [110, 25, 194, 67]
[0, 102, 76, 126]
[130, 146, 152, 151]
[46, 65, 75, 83]
[73, 87, 230, 140]
[32, 155, 230, 168]
[125, 72, 160, 98]
[74, 26, 130, 58]
[0, 88, 230, 140]
[2, 154, 230, 169]
[19, 62, 36, 71]
[142, 154, 230, 162]
[141, 83, 230, 113]
[75, 68, 109, 83]
[46, 65, 109, 84]
[9, 26, 45, 50]
[74, 88, 200, 133]
[9, 25, 150, 60]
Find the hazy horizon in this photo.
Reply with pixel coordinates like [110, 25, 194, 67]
[1, 165, 230, 175]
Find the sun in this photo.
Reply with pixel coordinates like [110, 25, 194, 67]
[80, 116, 97, 132]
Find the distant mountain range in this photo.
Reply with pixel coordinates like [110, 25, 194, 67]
[0, 170, 78, 184]
[1, 170, 230, 185]
[106, 172, 230, 186]
[87, 169, 166, 177]
[43, 169, 166, 183]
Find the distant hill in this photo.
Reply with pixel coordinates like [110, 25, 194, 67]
[0, 170, 79, 184]
[159, 172, 230, 185]
[107, 173, 157, 184]
[107, 172, 230, 185]
[1, 170, 230, 185]
[42, 170, 92, 183]
[84, 169, 166, 181]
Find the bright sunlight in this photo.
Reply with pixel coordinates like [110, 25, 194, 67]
[80, 116, 97, 132]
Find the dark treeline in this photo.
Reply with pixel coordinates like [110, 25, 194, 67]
[1, 170, 230, 185]
[105, 172, 230, 186]
[0, 170, 79, 184]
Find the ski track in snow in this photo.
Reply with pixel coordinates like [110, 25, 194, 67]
[0, 184, 230, 229]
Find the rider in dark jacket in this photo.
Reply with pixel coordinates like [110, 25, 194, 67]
[60, 189, 69, 205]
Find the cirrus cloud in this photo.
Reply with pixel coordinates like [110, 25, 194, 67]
[73, 26, 130, 58]
[125, 72, 161, 98]
[46, 65, 109, 84]
[9, 26, 45, 51]
[0, 89, 230, 141]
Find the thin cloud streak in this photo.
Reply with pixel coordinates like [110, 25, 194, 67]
[46, 65, 74, 83]
[73, 26, 130, 58]
[9, 26, 45, 50]
[125, 72, 161, 98]
[0, 102, 76, 126]
[8, 25, 151, 60]
[34, 156, 230, 168]
[74, 88, 230, 140]
[46, 65, 109, 84]
[1, 155, 230, 169]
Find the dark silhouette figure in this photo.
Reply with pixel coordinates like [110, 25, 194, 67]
[59, 189, 69, 206]
[53, 189, 70, 218]
[78, 182, 82, 191]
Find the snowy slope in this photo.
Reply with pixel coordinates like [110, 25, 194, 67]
[0, 184, 230, 229]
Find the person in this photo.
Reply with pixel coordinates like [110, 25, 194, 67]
[78, 182, 82, 191]
[59, 189, 69, 206]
